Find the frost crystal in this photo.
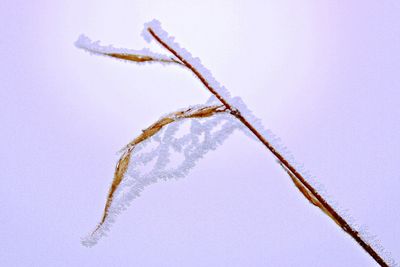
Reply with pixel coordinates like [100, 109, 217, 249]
[74, 34, 177, 64]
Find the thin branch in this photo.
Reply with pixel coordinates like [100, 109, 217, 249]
[147, 27, 390, 267]
[147, 28, 234, 110]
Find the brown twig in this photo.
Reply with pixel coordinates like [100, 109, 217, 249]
[147, 27, 389, 267]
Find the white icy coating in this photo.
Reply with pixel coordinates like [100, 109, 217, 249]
[75, 34, 177, 64]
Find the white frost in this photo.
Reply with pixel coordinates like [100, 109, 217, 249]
[74, 34, 177, 64]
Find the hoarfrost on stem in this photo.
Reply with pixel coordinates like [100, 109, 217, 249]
[77, 19, 396, 267]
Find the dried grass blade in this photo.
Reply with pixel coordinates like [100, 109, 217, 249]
[106, 53, 182, 64]
[75, 34, 182, 65]
[278, 162, 342, 227]
[91, 104, 226, 235]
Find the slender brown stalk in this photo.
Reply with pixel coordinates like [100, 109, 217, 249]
[147, 29, 234, 111]
[147, 27, 389, 267]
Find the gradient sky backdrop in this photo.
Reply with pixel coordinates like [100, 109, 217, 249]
[1, 1, 399, 266]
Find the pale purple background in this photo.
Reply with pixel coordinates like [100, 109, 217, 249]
[1, 1, 399, 266]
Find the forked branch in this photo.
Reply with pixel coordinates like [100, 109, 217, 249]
[77, 21, 394, 266]
[146, 25, 391, 267]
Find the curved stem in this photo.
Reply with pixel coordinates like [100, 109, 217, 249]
[147, 27, 389, 267]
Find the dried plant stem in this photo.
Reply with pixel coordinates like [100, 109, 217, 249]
[148, 28, 389, 267]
